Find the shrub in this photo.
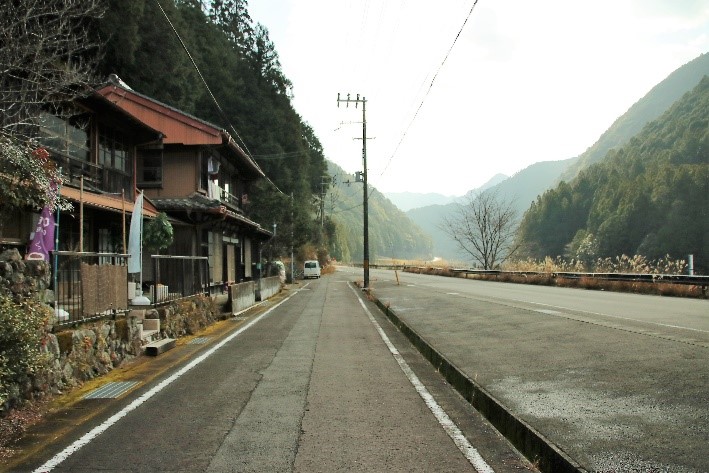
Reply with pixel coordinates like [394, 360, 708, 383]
[0, 294, 51, 410]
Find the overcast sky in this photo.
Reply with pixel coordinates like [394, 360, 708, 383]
[249, 0, 709, 196]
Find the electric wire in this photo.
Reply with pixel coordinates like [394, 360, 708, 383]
[370, 0, 406, 104]
[152, 0, 286, 196]
[379, 0, 480, 177]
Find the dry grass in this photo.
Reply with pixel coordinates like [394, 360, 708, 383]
[392, 255, 705, 298]
[392, 256, 709, 299]
[321, 264, 336, 276]
[454, 272, 706, 298]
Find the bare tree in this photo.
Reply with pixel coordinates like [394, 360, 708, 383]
[0, 0, 105, 141]
[440, 191, 520, 269]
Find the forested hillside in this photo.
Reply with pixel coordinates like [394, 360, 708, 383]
[517, 76, 709, 272]
[325, 161, 432, 262]
[560, 53, 709, 181]
[407, 53, 709, 265]
[407, 160, 572, 261]
[96, 0, 327, 255]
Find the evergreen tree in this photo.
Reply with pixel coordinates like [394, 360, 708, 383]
[517, 76, 709, 272]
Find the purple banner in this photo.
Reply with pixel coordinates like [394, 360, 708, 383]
[26, 207, 56, 261]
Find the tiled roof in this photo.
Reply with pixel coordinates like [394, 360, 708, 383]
[151, 193, 271, 236]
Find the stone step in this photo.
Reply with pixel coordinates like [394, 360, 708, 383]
[140, 329, 159, 344]
[144, 338, 176, 356]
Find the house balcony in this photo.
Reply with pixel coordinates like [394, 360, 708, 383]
[54, 154, 132, 198]
[207, 181, 244, 212]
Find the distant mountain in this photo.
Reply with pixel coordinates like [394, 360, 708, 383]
[462, 173, 509, 198]
[384, 192, 458, 212]
[385, 173, 507, 212]
[484, 161, 573, 216]
[326, 161, 433, 262]
[406, 204, 460, 261]
[406, 163, 570, 261]
[517, 75, 709, 272]
[560, 53, 709, 181]
[405, 53, 709, 264]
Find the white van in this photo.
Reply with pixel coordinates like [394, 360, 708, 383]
[303, 260, 321, 279]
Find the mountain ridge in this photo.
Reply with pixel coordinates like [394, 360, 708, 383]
[404, 52, 709, 263]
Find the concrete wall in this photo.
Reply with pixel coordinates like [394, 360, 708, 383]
[230, 281, 255, 314]
[257, 276, 281, 301]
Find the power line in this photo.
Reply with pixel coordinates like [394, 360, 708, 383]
[251, 151, 308, 159]
[152, 0, 286, 196]
[380, 0, 480, 177]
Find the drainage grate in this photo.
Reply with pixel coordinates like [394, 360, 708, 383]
[188, 337, 210, 345]
[84, 381, 139, 399]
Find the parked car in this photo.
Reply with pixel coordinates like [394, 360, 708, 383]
[303, 260, 321, 279]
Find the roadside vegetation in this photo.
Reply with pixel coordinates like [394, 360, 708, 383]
[388, 255, 706, 299]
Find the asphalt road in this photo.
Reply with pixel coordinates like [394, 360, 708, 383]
[11, 274, 532, 473]
[350, 266, 709, 472]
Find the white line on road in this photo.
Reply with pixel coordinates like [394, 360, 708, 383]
[33, 292, 300, 473]
[350, 284, 494, 473]
[522, 300, 709, 334]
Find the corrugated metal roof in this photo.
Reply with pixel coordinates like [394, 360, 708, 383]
[61, 187, 160, 218]
[96, 80, 264, 179]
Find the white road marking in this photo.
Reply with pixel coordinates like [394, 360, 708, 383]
[533, 309, 561, 315]
[447, 292, 460, 296]
[522, 300, 709, 334]
[33, 292, 300, 473]
[350, 284, 494, 473]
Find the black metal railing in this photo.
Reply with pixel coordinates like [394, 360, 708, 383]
[149, 255, 210, 304]
[52, 251, 130, 326]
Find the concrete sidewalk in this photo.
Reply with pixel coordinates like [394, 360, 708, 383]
[5, 276, 534, 473]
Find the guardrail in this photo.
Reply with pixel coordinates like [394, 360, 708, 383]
[447, 269, 709, 287]
[354, 263, 709, 288]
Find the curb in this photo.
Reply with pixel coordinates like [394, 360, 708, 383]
[372, 296, 589, 473]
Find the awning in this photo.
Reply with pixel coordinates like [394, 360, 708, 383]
[61, 187, 159, 218]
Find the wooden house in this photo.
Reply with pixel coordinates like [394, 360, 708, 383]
[98, 77, 271, 285]
[0, 91, 163, 254]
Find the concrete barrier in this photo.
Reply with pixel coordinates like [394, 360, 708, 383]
[230, 281, 256, 314]
[257, 276, 281, 301]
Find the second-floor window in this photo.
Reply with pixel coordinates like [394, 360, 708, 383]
[99, 129, 129, 173]
[39, 112, 89, 162]
[138, 150, 162, 187]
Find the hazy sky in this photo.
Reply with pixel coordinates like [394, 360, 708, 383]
[249, 0, 709, 196]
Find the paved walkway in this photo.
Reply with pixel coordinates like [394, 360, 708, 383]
[8, 274, 531, 473]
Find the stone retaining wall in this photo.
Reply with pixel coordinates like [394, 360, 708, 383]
[1, 248, 222, 408]
[0, 248, 50, 302]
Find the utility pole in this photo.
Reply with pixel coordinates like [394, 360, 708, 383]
[320, 175, 329, 228]
[337, 93, 370, 290]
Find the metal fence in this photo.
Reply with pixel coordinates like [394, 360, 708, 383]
[52, 253, 211, 324]
[149, 255, 210, 303]
[53, 251, 129, 326]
